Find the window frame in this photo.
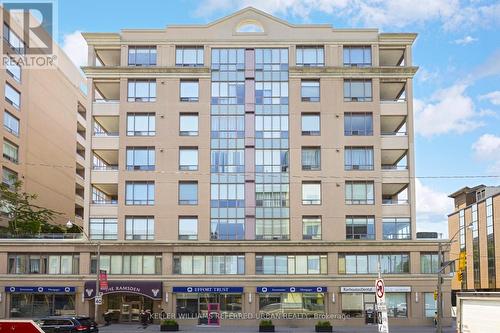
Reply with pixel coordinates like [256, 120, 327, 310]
[180, 80, 199, 102]
[125, 216, 155, 240]
[4, 111, 20, 136]
[178, 216, 198, 240]
[296, 46, 325, 67]
[179, 113, 199, 136]
[179, 181, 198, 205]
[343, 46, 372, 67]
[179, 147, 199, 171]
[302, 181, 321, 205]
[343, 79, 372, 102]
[301, 80, 320, 102]
[128, 46, 157, 66]
[127, 79, 157, 102]
[127, 113, 156, 136]
[175, 46, 204, 67]
[125, 181, 155, 205]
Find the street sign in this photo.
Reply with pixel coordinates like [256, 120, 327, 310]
[95, 295, 102, 305]
[99, 269, 108, 291]
[375, 278, 389, 333]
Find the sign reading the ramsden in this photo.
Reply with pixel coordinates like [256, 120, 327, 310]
[84, 281, 162, 299]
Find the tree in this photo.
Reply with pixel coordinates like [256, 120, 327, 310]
[0, 180, 62, 235]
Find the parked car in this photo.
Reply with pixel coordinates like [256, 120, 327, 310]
[36, 316, 98, 333]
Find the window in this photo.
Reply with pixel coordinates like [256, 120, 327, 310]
[383, 217, 411, 240]
[180, 80, 199, 102]
[338, 253, 409, 274]
[173, 254, 245, 275]
[3, 24, 25, 54]
[126, 147, 155, 171]
[302, 182, 321, 205]
[345, 181, 374, 204]
[2, 167, 17, 186]
[301, 80, 320, 102]
[346, 216, 375, 240]
[345, 147, 374, 170]
[5, 58, 21, 82]
[127, 80, 156, 102]
[255, 149, 289, 173]
[125, 216, 154, 240]
[127, 113, 155, 136]
[5, 83, 20, 109]
[179, 113, 198, 136]
[301, 147, 321, 171]
[255, 254, 327, 275]
[259, 293, 325, 315]
[386, 293, 407, 317]
[344, 79, 372, 102]
[179, 181, 198, 205]
[343, 46, 372, 67]
[421, 253, 439, 274]
[91, 254, 161, 275]
[255, 219, 289, 240]
[486, 197, 495, 288]
[296, 46, 324, 67]
[424, 293, 437, 318]
[89, 218, 117, 240]
[128, 46, 157, 66]
[344, 112, 373, 136]
[4, 111, 19, 136]
[212, 218, 245, 240]
[303, 216, 321, 240]
[8, 254, 79, 275]
[125, 181, 155, 205]
[179, 148, 198, 171]
[176, 46, 204, 67]
[3, 140, 18, 163]
[179, 217, 198, 240]
[301, 113, 320, 135]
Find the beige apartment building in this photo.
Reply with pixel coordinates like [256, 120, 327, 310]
[0, 8, 451, 328]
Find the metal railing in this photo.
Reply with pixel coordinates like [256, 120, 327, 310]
[0, 233, 83, 240]
[382, 199, 409, 205]
[381, 165, 408, 170]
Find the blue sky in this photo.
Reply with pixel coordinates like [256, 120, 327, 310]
[57, 0, 500, 236]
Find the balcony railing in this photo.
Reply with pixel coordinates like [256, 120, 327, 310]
[382, 199, 409, 205]
[3, 154, 18, 164]
[381, 131, 407, 136]
[93, 165, 118, 171]
[93, 131, 119, 137]
[92, 199, 118, 205]
[94, 98, 119, 103]
[381, 165, 408, 170]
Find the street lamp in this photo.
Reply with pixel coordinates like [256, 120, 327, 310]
[66, 220, 101, 322]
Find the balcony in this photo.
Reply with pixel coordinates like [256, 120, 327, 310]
[91, 184, 118, 205]
[92, 150, 118, 183]
[380, 80, 406, 103]
[95, 48, 121, 67]
[382, 149, 408, 178]
[76, 142, 86, 162]
[382, 183, 409, 206]
[93, 116, 119, 137]
[379, 48, 405, 67]
[93, 81, 120, 111]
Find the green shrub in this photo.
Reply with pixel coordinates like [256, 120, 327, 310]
[161, 319, 178, 326]
[259, 320, 273, 327]
[316, 321, 332, 327]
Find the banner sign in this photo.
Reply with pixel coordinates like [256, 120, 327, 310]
[5, 286, 75, 293]
[173, 287, 244, 293]
[341, 286, 411, 293]
[99, 270, 108, 291]
[84, 281, 162, 299]
[257, 287, 327, 293]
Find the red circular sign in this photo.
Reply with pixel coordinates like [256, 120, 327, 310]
[376, 280, 384, 298]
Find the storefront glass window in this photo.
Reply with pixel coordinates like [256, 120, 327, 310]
[91, 254, 162, 275]
[10, 294, 75, 317]
[175, 293, 242, 317]
[259, 293, 325, 316]
[386, 293, 407, 317]
[424, 293, 437, 318]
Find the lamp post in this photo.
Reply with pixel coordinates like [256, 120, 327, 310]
[66, 220, 101, 322]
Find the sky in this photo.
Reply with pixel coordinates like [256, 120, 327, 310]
[56, 0, 500, 237]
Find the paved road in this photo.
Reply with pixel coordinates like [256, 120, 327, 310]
[98, 323, 456, 333]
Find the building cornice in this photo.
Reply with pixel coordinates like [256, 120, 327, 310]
[290, 66, 418, 78]
[82, 66, 211, 78]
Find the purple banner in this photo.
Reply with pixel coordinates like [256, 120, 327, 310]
[84, 280, 162, 300]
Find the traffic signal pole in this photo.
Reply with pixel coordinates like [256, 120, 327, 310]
[436, 241, 443, 333]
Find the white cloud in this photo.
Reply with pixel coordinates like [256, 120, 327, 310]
[195, 0, 500, 31]
[472, 134, 500, 172]
[415, 179, 453, 237]
[479, 91, 500, 105]
[414, 84, 484, 137]
[61, 31, 87, 68]
[453, 35, 478, 45]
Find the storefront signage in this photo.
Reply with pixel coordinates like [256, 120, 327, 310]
[5, 286, 75, 293]
[83, 281, 162, 300]
[173, 287, 244, 293]
[340, 286, 411, 293]
[99, 270, 108, 291]
[257, 287, 327, 293]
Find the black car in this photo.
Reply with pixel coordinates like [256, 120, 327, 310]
[36, 316, 98, 333]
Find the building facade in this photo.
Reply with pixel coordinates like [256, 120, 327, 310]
[0, 8, 451, 327]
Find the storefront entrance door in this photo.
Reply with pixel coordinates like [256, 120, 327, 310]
[207, 303, 220, 326]
[121, 301, 141, 322]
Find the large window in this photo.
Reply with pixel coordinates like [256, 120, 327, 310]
[125, 181, 155, 205]
[180, 80, 199, 102]
[127, 113, 155, 136]
[344, 112, 373, 136]
[91, 254, 161, 275]
[343, 46, 372, 67]
[296, 46, 324, 67]
[302, 182, 321, 205]
[301, 80, 320, 102]
[3, 140, 19, 163]
[346, 216, 375, 240]
[303, 216, 321, 240]
[3, 24, 25, 54]
[256, 219, 289, 240]
[344, 79, 372, 102]
[211, 218, 245, 240]
[8, 254, 79, 274]
[421, 253, 439, 274]
[486, 197, 496, 288]
[89, 218, 117, 240]
[180, 113, 199, 136]
[179, 147, 198, 171]
[179, 181, 198, 205]
[345, 181, 374, 204]
[5, 83, 20, 109]
[5, 58, 21, 82]
[127, 80, 156, 102]
[176, 46, 204, 67]
[126, 147, 155, 170]
[128, 46, 157, 66]
[256, 254, 327, 275]
[383, 217, 411, 240]
[338, 253, 410, 274]
[125, 216, 154, 240]
[10, 294, 75, 318]
[472, 203, 480, 288]
[4, 111, 19, 136]
[173, 254, 245, 275]
[259, 293, 325, 315]
[424, 293, 437, 318]
[345, 147, 374, 170]
[301, 113, 320, 136]
[179, 217, 198, 240]
[341, 293, 406, 318]
[302, 147, 321, 171]
[2, 167, 17, 186]
[386, 293, 407, 317]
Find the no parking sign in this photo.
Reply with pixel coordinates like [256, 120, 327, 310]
[375, 278, 389, 333]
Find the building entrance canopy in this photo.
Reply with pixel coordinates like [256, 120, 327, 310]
[84, 281, 162, 300]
